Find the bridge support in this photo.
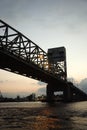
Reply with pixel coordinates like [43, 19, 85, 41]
[46, 83, 73, 102]
[46, 84, 54, 102]
[63, 85, 73, 102]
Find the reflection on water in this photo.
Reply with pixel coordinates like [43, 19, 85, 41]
[0, 101, 87, 130]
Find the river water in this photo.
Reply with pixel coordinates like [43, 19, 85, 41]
[0, 101, 87, 130]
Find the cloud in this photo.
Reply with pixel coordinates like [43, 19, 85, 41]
[37, 81, 47, 86]
[0, 80, 8, 84]
[37, 87, 46, 95]
[0, 80, 4, 83]
[68, 77, 87, 94]
[79, 78, 87, 93]
[67, 77, 77, 85]
[0, 0, 87, 38]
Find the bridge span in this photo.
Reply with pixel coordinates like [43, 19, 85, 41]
[0, 19, 87, 102]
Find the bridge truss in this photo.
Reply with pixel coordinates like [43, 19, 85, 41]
[0, 20, 66, 80]
[0, 20, 87, 101]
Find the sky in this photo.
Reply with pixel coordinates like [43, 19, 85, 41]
[0, 0, 87, 97]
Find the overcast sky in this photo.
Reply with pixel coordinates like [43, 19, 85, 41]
[0, 0, 87, 96]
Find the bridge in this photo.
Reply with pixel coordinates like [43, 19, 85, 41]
[0, 19, 87, 102]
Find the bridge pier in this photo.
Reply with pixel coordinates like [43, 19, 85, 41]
[63, 86, 73, 102]
[46, 84, 54, 102]
[46, 83, 74, 102]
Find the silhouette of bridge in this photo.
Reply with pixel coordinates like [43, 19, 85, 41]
[0, 19, 87, 102]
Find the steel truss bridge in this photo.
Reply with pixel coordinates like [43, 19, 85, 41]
[0, 19, 87, 102]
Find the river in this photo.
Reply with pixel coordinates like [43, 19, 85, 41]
[0, 101, 87, 130]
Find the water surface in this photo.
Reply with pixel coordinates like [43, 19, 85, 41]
[0, 101, 87, 130]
